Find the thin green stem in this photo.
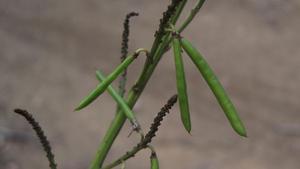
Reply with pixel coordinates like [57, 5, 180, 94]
[178, 0, 206, 33]
[89, 113, 127, 169]
[88, 46, 165, 169]
[170, 0, 187, 24]
[88, 1, 195, 168]
[101, 145, 157, 169]
[101, 144, 144, 169]
[101, 93, 178, 169]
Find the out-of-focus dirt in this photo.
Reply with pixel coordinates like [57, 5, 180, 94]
[1, 0, 300, 169]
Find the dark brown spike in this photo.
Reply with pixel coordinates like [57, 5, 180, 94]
[14, 109, 57, 169]
[155, 0, 182, 39]
[141, 94, 178, 146]
[119, 12, 139, 97]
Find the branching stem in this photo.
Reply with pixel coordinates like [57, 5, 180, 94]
[101, 95, 177, 169]
[89, 1, 207, 168]
[178, 0, 207, 33]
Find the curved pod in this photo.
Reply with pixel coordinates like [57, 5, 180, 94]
[180, 38, 247, 137]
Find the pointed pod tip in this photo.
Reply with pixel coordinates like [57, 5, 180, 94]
[235, 128, 247, 138]
[239, 131, 248, 138]
[150, 151, 157, 159]
[74, 104, 84, 111]
[74, 98, 91, 111]
[183, 125, 192, 135]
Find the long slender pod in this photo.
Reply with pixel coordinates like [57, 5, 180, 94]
[180, 38, 247, 137]
[172, 38, 191, 133]
[150, 152, 160, 169]
[96, 70, 140, 129]
[75, 54, 137, 111]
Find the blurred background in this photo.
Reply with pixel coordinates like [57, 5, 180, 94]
[1, 0, 300, 169]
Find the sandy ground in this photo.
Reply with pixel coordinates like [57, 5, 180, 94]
[1, 0, 300, 169]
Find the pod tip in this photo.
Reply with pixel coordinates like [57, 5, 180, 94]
[184, 125, 192, 134]
[74, 104, 84, 111]
[150, 151, 157, 159]
[236, 128, 247, 138]
[240, 132, 248, 138]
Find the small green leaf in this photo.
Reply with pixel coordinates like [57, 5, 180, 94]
[150, 152, 159, 169]
[95, 70, 139, 128]
[180, 38, 247, 137]
[172, 38, 191, 133]
[75, 55, 136, 111]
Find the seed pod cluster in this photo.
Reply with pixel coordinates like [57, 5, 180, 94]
[171, 34, 247, 137]
[13, 109, 57, 169]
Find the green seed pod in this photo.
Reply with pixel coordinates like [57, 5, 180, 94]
[75, 55, 136, 111]
[150, 152, 159, 169]
[172, 38, 191, 133]
[95, 70, 140, 129]
[180, 38, 247, 137]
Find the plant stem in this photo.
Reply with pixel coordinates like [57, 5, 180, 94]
[100, 145, 157, 169]
[89, 1, 192, 169]
[101, 144, 143, 169]
[170, 0, 187, 24]
[178, 0, 207, 33]
[101, 94, 177, 169]
[89, 54, 163, 169]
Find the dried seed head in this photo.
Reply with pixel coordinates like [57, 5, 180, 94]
[121, 12, 139, 61]
[14, 109, 57, 169]
[155, 0, 182, 39]
[119, 12, 139, 97]
[141, 94, 178, 146]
